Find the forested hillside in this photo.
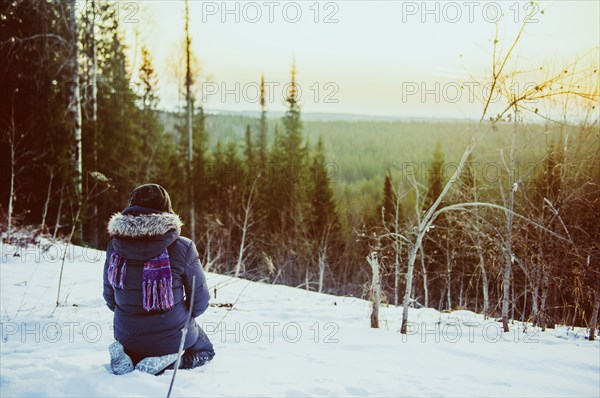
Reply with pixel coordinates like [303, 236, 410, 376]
[1, 1, 599, 338]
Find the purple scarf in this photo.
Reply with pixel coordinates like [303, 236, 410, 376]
[107, 249, 175, 312]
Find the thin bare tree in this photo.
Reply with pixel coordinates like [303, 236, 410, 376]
[234, 176, 259, 277]
[2, 110, 31, 241]
[55, 173, 110, 307]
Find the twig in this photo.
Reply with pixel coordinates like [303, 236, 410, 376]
[215, 279, 253, 329]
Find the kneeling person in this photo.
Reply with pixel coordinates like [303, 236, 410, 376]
[103, 184, 215, 375]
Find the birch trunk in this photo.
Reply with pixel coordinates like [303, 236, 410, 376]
[473, 179, 489, 318]
[367, 252, 380, 328]
[420, 245, 428, 308]
[540, 264, 549, 331]
[589, 285, 600, 341]
[501, 108, 518, 333]
[446, 238, 452, 311]
[532, 276, 540, 327]
[7, 139, 14, 241]
[89, 0, 99, 247]
[69, 0, 82, 198]
[317, 247, 326, 293]
[6, 112, 23, 241]
[393, 188, 401, 306]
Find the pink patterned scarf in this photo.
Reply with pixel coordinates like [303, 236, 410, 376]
[107, 249, 175, 311]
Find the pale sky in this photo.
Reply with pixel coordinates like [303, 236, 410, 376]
[121, 0, 600, 119]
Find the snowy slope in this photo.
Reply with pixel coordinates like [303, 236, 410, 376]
[1, 241, 599, 397]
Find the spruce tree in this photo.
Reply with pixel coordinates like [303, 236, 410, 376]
[266, 124, 286, 230]
[381, 170, 397, 226]
[280, 62, 307, 227]
[309, 136, 339, 238]
[257, 74, 268, 171]
[94, 8, 145, 238]
[244, 124, 254, 180]
[137, 45, 163, 182]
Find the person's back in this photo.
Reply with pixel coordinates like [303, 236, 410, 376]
[103, 184, 215, 375]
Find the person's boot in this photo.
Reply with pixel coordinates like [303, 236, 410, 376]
[180, 350, 215, 370]
[135, 353, 178, 375]
[109, 341, 134, 375]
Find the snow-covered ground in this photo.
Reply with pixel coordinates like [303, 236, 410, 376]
[1, 241, 599, 397]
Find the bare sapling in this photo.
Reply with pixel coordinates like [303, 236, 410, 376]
[55, 172, 110, 308]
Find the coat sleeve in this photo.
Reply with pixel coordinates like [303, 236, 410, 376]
[183, 240, 210, 317]
[103, 240, 116, 312]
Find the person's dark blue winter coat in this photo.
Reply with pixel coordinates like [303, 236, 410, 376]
[103, 205, 211, 363]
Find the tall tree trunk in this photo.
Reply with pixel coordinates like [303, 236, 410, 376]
[69, 0, 82, 199]
[532, 238, 543, 326]
[420, 245, 428, 308]
[393, 256, 399, 306]
[473, 185, 489, 318]
[502, 107, 518, 332]
[446, 238, 452, 311]
[184, 0, 195, 242]
[521, 275, 528, 324]
[318, 248, 326, 293]
[7, 135, 15, 241]
[393, 190, 401, 306]
[502, 250, 512, 331]
[589, 281, 600, 341]
[89, 0, 99, 247]
[511, 269, 516, 324]
[5, 111, 24, 241]
[532, 277, 540, 327]
[459, 268, 465, 309]
[401, 236, 422, 333]
[478, 247, 489, 318]
[540, 264, 549, 331]
[305, 268, 310, 291]
[367, 252, 380, 328]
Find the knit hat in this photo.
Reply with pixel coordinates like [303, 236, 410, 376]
[128, 184, 173, 213]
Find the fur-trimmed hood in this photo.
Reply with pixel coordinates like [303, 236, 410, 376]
[108, 212, 183, 238]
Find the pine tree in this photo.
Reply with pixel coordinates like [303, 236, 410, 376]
[266, 124, 286, 230]
[137, 45, 163, 181]
[309, 136, 339, 238]
[280, 61, 307, 227]
[257, 74, 268, 171]
[139, 46, 159, 111]
[191, 106, 208, 220]
[381, 170, 396, 226]
[94, 7, 145, 237]
[306, 136, 342, 292]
